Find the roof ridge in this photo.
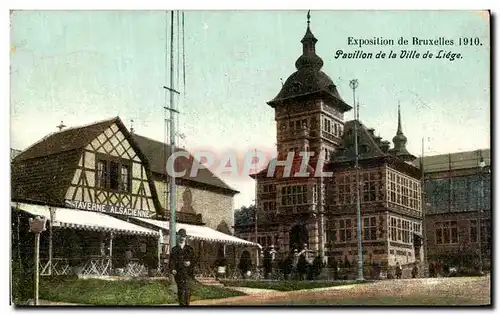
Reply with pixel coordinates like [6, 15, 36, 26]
[13, 116, 119, 162]
[133, 133, 188, 152]
[52, 116, 118, 135]
[16, 116, 118, 154]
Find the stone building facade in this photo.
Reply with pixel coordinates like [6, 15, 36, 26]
[417, 149, 491, 271]
[235, 15, 424, 271]
[132, 134, 237, 233]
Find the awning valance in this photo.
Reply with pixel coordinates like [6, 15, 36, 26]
[133, 217, 261, 248]
[12, 202, 159, 237]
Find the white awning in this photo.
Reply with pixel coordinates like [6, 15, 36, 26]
[12, 202, 159, 237]
[133, 217, 261, 248]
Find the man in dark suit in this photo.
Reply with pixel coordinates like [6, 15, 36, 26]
[169, 229, 195, 306]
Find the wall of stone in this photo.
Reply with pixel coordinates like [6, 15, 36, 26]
[154, 179, 234, 233]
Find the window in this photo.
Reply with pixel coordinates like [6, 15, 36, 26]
[338, 219, 352, 242]
[387, 169, 421, 212]
[313, 185, 318, 203]
[363, 217, 377, 240]
[390, 217, 397, 241]
[110, 161, 119, 190]
[469, 220, 481, 243]
[397, 219, 402, 241]
[326, 220, 336, 244]
[435, 221, 458, 244]
[435, 226, 443, 244]
[281, 185, 308, 206]
[263, 201, 276, 212]
[402, 221, 410, 243]
[97, 160, 108, 189]
[263, 185, 275, 193]
[95, 157, 132, 193]
[120, 165, 130, 192]
[390, 217, 413, 243]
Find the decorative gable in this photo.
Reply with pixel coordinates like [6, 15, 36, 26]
[64, 122, 155, 218]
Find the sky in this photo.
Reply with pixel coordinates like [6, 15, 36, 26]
[10, 10, 490, 210]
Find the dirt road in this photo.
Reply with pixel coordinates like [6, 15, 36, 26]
[192, 276, 491, 306]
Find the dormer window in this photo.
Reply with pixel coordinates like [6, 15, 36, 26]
[291, 81, 302, 93]
[361, 144, 370, 154]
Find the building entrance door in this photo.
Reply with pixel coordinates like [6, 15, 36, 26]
[289, 224, 308, 251]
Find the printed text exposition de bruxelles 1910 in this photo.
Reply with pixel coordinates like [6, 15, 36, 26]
[347, 36, 456, 48]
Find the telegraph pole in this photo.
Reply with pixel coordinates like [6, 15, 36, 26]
[477, 152, 485, 274]
[349, 79, 363, 281]
[164, 10, 181, 249]
[254, 148, 260, 266]
[421, 137, 429, 274]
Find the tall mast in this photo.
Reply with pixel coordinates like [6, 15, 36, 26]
[349, 79, 363, 281]
[164, 11, 181, 248]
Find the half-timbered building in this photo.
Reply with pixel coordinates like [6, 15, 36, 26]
[11, 116, 259, 278]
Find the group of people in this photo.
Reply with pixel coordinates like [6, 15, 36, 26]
[392, 261, 419, 279]
[169, 235, 326, 306]
[260, 243, 324, 281]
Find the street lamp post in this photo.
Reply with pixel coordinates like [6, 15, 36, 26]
[477, 157, 486, 274]
[349, 79, 363, 281]
[28, 216, 47, 306]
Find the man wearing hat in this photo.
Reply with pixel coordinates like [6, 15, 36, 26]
[169, 228, 196, 306]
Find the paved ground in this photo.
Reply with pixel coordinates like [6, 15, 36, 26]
[32, 276, 490, 306]
[191, 276, 491, 306]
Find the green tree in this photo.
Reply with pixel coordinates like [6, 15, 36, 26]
[234, 205, 256, 227]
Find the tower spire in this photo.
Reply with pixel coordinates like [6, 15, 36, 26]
[397, 101, 403, 134]
[392, 102, 415, 162]
[295, 10, 323, 70]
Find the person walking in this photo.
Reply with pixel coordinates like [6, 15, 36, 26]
[169, 229, 196, 306]
[395, 262, 402, 279]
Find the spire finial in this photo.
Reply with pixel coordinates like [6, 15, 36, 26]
[307, 10, 311, 25]
[397, 101, 402, 134]
[56, 121, 66, 132]
[130, 119, 135, 134]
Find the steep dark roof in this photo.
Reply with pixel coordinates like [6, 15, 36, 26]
[268, 69, 350, 111]
[267, 21, 351, 112]
[329, 120, 421, 177]
[332, 120, 386, 162]
[13, 117, 117, 162]
[11, 117, 161, 208]
[131, 134, 239, 195]
[12, 149, 81, 205]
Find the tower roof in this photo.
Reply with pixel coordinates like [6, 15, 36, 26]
[267, 11, 351, 112]
[391, 103, 415, 161]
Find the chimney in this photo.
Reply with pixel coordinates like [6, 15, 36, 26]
[381, 140, 391, 153]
